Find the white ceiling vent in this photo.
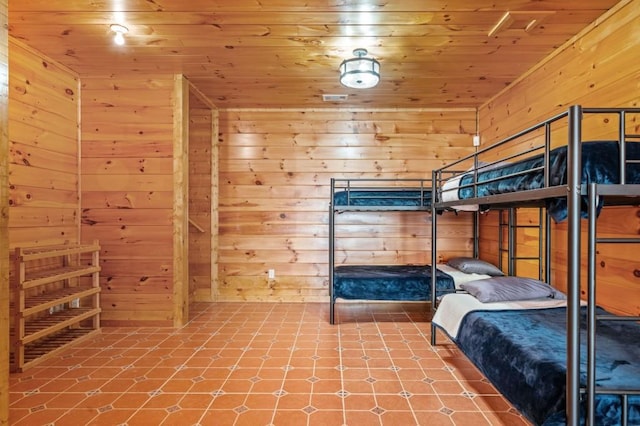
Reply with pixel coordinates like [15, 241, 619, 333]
[322, 94, 349, 102]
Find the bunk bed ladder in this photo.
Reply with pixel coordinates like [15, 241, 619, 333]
[498, 208, 545, 279]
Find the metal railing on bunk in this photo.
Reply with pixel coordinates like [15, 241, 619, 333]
[430, 106, 640, 426]
[328, 177, 434, 324]
[330, 178, 433, 210]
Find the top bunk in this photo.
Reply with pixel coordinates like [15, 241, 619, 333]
[432, 106, 640, 221]
[330, 178, 432, 212]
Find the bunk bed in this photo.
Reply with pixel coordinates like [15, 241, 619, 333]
[430, 106, 640, 426]
[329, 178, 459, 324]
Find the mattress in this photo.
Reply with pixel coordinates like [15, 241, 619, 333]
[441, 141, 640, 222]
[433, 293, 640, 425]
[332, 189, 432, 207]
[332, 264, 454, 301]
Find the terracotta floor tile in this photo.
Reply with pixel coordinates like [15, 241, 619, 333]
[221, 379, 254, 393]
[51, 407, 100, 426]
[408, 394, 444, 411]
[439, 394, 479, 411]
[234, 409, 276, 426]
[8, 302, 532, 426]
[271, 409, 309, 425]
[160, 409, 206, 426]
[344, 409, 383, 426]
[413, 411, 456, 425]
[276, 392, 310, 410]
[10, 408, 67, 426]
[244, 393, 278, 410]
[308, 409, 345, 425]
[45, 392, 87, 409]
[111, 392, 150, 409]
[86, 408, 134, 426]
[310, 393, 344, 410]
[126, 408, 169, 426]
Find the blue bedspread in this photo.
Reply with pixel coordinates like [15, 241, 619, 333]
[455, 306, 640, 425]
[458, 141, 640, 222]
[333, 265, 453, 301]
[333, 189, 432, 207]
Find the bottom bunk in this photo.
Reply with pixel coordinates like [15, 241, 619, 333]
[433, 292, 640, 426]
[330, 262, 495, 324]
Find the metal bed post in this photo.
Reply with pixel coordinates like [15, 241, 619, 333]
[430, 170, 439, 346]
[508, 208, 516, 276]
[473, 209, 479, 258]
[566, 104, 583, 426]
[545, 208, 552, 285]
[329, 178, 336, 324]
[587, 182, 597, 426]
[538, 208, 544, 281]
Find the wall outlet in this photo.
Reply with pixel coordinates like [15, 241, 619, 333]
[472, 135, 480, 146]
[268, 269, 275, 279]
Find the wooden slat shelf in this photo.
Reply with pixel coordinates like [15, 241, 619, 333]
[20, 328, 102, 370]
[21, 265, 101, 290]
[22, 285, 101, 316]
[18, 243, 101, 261]
[11, 241, 101, 372]
[22, 307, 101, 344]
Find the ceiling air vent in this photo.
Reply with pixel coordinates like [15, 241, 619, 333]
[323, 94, 349, 102]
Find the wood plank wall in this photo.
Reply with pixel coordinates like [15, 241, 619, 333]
[0, 0, 9, 422]
[8, 40, 80, 248]
[218, 109, 476, 302]
[80, 75, 176, 326]
[478, 0, 640, 316]
[188, 87, 216, 302]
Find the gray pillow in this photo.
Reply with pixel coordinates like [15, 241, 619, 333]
[460, 276, 564, 303]
[447, 257, 504, 276]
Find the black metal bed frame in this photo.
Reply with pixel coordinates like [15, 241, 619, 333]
[328, 178, 432, 324]
[430, 105, 640, 426]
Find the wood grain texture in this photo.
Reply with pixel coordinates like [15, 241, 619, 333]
[7, 0, 619, 109]
[219, 108, 476, 302]
[188, 86, 216, 303]
[8, 39, 80, 249]
[81, 75, 175, 327]
[478, 1, 640, 316]
[0, 0, 9, 422]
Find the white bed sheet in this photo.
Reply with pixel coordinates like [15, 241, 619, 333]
[435, 264, 490, 289]
[440, 174, 478, 211]
[432, 293, 577, 340]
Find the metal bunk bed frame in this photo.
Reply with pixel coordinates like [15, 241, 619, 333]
[328, 178, 432, 324]
[429, 105, 640, 426]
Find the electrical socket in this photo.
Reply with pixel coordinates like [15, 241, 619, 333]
[268, 269, 275, 279]
[472, 135, 480, 147]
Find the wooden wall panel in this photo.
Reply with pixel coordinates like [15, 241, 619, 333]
[188, 87, 216, 302]
[81, 75, 176, 326]
[478, 0, 640, 316]
[8, 39, 80, 248]
[0, 0, 9, 422]
[218, 109, 476, 302]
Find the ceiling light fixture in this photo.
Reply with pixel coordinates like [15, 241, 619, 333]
[110, 24, 129, 46]
[339, 48, 380, 89]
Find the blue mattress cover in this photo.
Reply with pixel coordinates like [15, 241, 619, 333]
[332, 264, 454, 301]
[333, 189, 432, 207]
[454, 306, 640, 425]
[457, 141, 640, 222]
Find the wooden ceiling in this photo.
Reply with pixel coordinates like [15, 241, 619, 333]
[8, 0, 622, 109]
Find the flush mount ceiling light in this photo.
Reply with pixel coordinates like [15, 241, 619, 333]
[339, 48, 380, 89]
[110, 23, 129, 46]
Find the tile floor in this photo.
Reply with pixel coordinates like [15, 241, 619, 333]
[9, 302, 531, 425]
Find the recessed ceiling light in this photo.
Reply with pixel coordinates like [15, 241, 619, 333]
[110, 24, 129, 46]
